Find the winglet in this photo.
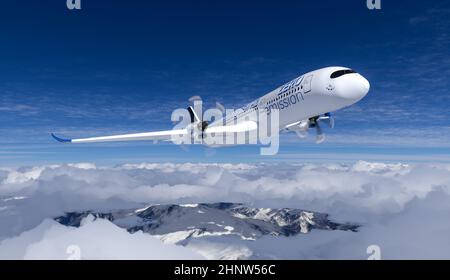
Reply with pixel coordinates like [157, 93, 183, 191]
[51, 133, 72, 143]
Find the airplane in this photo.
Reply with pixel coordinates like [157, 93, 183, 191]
[52, 66, 370, 146]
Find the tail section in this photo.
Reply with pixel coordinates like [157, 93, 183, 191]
[187, 106, 201, 123]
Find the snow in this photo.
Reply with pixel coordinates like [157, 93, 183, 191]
[299, 212, 315, 234]
[180, 204, 199, 208]
[253, 208, 273, 221]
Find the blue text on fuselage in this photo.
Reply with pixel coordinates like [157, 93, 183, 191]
[265, 92, 303, 114]
[278, 76, 303, 95]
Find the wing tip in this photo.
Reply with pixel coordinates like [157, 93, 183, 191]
[51, 133, 72, 143]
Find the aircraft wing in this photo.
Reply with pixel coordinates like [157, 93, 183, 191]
[202, 121, 259, 145]
[206, 121, 258, 134]
[51, 129, 188, 144]
[52, 121, 258, 144]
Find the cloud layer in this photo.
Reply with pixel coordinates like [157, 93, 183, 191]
[1, 161, 450, 259]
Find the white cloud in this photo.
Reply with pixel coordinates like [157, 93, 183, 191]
[1, 161, 450, 259]
[0, 215, 203, 260]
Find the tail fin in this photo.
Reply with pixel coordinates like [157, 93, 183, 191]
[187, 106, 201, 123]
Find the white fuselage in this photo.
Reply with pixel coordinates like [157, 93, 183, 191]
[210, 66, 370, 131]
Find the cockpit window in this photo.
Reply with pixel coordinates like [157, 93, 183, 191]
[330, 69, 357, 79]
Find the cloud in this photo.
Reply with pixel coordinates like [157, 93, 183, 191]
[0, 104, 39, 115]
[235, 189, 450, 260]
[0, 215, 203, 260]
[409, 16, 428, 25]
[1, 161, 450, 259]
[282, 127, 450, 149]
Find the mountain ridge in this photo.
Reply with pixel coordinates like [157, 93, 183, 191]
[55, 202, 359, 243]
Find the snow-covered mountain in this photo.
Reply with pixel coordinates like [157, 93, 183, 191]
[55, 203, 359, 244]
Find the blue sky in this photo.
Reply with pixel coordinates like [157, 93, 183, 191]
[0, 0, 449, 165]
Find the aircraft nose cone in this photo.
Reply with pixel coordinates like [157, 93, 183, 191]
[341, 74, 370, 102]
[360, 75, 370, 95]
